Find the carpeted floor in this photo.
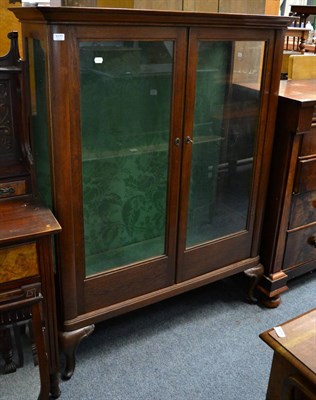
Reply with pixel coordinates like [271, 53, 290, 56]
[1, 270, 315, 400]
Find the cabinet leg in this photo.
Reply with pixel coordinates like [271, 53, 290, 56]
[50, 372, 61, 398]
[260, 294, 281, 309]
[256, 271, 288, 309]
[244, 264, 264, 303]
[59, 325, 94, 380]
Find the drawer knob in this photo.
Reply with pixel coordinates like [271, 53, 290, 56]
[308, 236, 316, 248]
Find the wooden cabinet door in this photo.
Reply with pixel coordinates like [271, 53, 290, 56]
[176, 27, 275, 281]
[60, 26, 187, 313]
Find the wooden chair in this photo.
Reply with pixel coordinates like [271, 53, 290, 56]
[284, 27, 310, 54]
[281, 26, 310, 79]
[289, 5, 316, 55]
[0, 289, 50, 400]
[288, 54, 316, 80]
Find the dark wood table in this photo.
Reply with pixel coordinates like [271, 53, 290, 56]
[260, 308, 316, 399]
[0, 198, 62, 397]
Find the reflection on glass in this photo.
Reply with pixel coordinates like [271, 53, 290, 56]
[29, 39, 52, 209]
[80, 41, 173, 276]
[186, 41, 264, 248]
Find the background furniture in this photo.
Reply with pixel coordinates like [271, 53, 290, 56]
[0, 199, 62, 397]
[260, 308, 316, 400]
[281, 26, 310, 79]
[288, 54, 316, 80]
[0, 31, 31, 199]
[11, 6, 289, 378]
[290, 5, 316, 29]
[281, 5, 316, 79]
[0, 291, 50, 399]
[259, 79, 316, 307]
[290, 4, 316, 54]
[0, 0, 281, 62]
[284, 26, 310, 54]
[0, 32, 62, 397]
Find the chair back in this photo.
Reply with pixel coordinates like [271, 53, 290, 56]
[288, 54, 316, 80]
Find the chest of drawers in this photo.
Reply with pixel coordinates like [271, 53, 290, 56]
[259, 79, 316, 307]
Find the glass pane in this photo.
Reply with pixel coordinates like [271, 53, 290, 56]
[28, 39, 52, 209]
[80, 40, 173, 276]
[186, 40, 264, 248]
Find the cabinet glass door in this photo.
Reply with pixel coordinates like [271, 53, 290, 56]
[79, 39, 176, 277]
[72, 27, 186, 311]
[178, 29, 266, 281]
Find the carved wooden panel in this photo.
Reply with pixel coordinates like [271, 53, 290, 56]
[0, 242, 39, 283]
[0, 79, 15, 156]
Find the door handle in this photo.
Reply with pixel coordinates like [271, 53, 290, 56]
[185, 136, 193, 144]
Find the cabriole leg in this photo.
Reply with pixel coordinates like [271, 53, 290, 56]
[59, 325, 94, 380]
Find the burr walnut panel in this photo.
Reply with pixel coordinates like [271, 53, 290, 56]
[289, 191, 316, 229]
[294, 157, 316, 194]
[283, 223, 316, 270]
[0, 242, 38, 284]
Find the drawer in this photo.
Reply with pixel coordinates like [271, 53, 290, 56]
[300, 126, 316, 157]
[299, 105, 316, 156]
[0, 243, 39, 284]
[0, 180, 27, 199]
[283, 225, 316, 269]
[294, 157, 316, 193]
[289, 191, 316, 229]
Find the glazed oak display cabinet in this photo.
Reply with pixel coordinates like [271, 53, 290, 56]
[11, 6, 289, 378]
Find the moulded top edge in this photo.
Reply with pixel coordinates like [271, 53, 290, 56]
[279, 79, 316, 103]
[10, 6, 292, 29]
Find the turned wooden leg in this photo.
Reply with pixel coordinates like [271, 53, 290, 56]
[12, 323, 24, 368]
[244, 264, 264, 303]
[31, 302, 50, 400]
[260, 294, 282, 309]
[28, 321, 39, 366]
[256, 271, 288, 309]
[59, 325, 94, 380]
[0, 328, 17, 374]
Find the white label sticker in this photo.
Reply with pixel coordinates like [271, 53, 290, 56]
[94, 57, 103, 64]
[274, 326, 286, 338]
[53, 33, 65, 41]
